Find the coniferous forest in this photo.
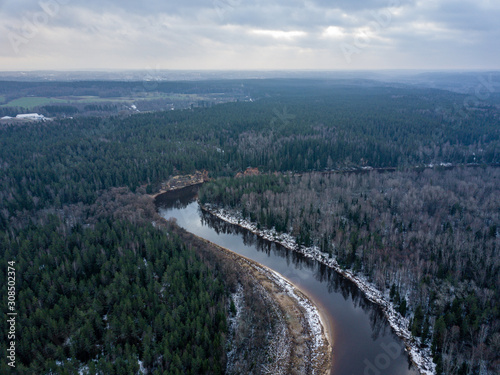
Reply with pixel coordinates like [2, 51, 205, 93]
[1, 218, 228, 374]
[0, 78, 499, 374]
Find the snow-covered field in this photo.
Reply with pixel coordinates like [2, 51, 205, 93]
[202, 203, 436, 375]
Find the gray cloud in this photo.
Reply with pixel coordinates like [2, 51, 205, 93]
[0, 0, 498, 70]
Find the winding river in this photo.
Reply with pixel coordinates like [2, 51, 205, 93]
[157, 189, 419, 375]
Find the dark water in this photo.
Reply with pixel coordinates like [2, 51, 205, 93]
[157, 191, 419, 375]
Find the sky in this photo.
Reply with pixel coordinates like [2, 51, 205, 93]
[0, 0, 499, 71]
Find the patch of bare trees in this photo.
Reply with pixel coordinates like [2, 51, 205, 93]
[202, 167, 500, 374]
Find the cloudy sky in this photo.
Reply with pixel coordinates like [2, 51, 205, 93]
[0, 0, 499, 71]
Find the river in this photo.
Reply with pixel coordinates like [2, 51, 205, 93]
[157, 189, 419, 375]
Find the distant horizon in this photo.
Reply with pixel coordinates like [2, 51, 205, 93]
[0, 68, 499, 73]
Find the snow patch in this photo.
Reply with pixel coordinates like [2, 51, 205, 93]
[138, 359, 146, 374]
[226, 284, 245, 373]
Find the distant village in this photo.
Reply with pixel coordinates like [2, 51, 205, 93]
[1, 113, 47, 121]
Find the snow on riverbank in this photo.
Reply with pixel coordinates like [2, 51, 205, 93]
[202, 203, 436, 375]
[248, 261, 329, 375]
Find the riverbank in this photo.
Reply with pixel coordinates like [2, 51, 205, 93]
[150, 171, 209, 199]
[225, 251, 333, 375]
[154, 206, 332, 374]
[201, 203, 436, 375]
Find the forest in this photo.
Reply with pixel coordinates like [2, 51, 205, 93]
[0, 78, 499, 374]
[1, 81, 499, 228]
[0, 184, 284, 374]
[199, 168, 500, 374]
[0, 217, 229, 374]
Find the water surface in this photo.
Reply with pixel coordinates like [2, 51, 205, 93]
[158, 191, 418, 375]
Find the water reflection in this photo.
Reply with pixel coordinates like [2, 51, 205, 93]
[201, 208, 389, 336]
[157, 190, 418, 375]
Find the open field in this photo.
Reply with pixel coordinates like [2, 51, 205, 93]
[0, 96, 68, 108]
[0, 93, 215, 109]
[0, 96, 131, 108]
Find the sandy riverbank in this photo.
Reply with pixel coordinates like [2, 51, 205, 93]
[192, 232, 333, 375]
[267, 268, 335, 368]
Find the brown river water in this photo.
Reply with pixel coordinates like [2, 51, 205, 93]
[157, 189, 420, 375]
